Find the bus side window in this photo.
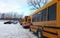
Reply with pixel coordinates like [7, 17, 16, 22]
[48, 3, 56, 20]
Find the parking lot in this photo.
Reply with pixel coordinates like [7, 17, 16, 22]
[0, 20, 37, 38]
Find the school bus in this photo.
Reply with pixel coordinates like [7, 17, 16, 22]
[23, 16, 32, 28]
[30, 0, 60, 38]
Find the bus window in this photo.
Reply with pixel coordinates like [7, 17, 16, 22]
[25, 16, 28, 22]
[28, 19, 31, 22]
[35, 13, 37, 22]
[32, 15, 35, 22]
[48, 3, 56, 20]
[41, 9, 47, 21]
[37, 12, 41, 22]
[32, 14, 37, 22]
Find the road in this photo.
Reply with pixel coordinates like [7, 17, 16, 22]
[0, 20, 37, 38]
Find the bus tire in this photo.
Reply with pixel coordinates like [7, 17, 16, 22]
[37, 30, 43, 38]
[37, 31, 41, 38]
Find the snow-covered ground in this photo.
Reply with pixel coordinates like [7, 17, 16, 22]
[0, 20, 37, 38]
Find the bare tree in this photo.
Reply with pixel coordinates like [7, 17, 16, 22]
[20, 12, 24, 18]
[1, 13, 5, 19]
[28, 0, 50, 10]
[28, 0, 40, 9]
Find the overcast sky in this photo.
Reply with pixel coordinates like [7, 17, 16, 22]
[0, 0, 51, 16]
[0, 0, 31, 16]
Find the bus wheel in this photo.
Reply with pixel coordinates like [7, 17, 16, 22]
[37, 29, 43, 38]
[37, 31, 41, 38]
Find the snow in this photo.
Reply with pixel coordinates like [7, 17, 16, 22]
[0, 20, 37, 38]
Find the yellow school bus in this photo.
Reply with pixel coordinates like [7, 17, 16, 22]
[30, 0, 60, 38]
[23, 16, 32, 28]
